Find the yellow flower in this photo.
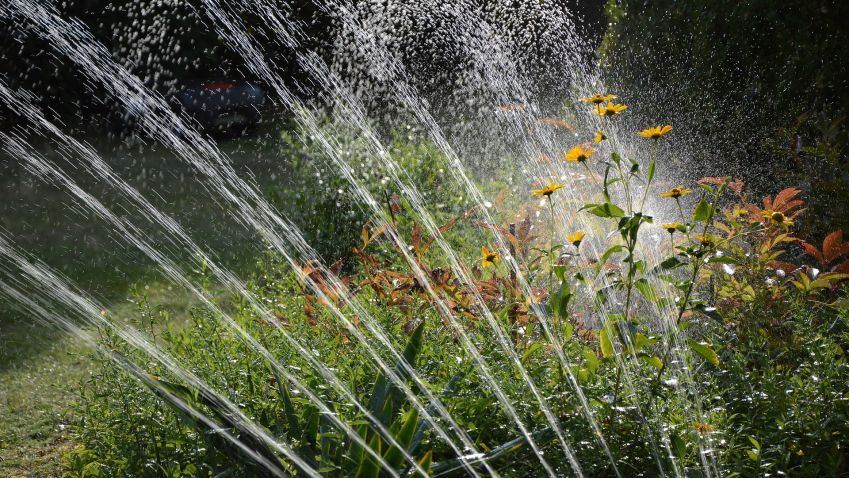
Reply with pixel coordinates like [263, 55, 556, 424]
[564, 145, 595, 163]
[566, 230, 585, 247]
[661, 222, 682, 234]
[481, 245, 500, 268]
[639, 125, 673, 140]
[531, 182, 564, 197]
[698, 235, 714, 247]
[580, 94, 617, 104]
[594, 102, 628, 117]
[692, 421, 715, 434]
[594, 130, 606, 144]
[762, 209, 794, 228]
[731, 206, 749, 219]
[660, 186, 692, 199]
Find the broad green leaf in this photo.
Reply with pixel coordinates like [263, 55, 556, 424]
[581, 202, 626, 218]
[658, 256, 685, 271]
[552, 265, 567, 283]
[597, 245, 624, 272]
[633, 278, 658, 304]
[562, 322, 574, 342]
[521, 343, 543, 364]
[369, 321, 426, 424]
[270, 368, 302, 439]
[383, 408, 420, 469]
[599, 327, 614, 359]
[707, 255, 738, 264]
[639, 355, 663, 370]
[634, 332, 657, 351]
[693, 198, 712, 222]
[687, 339, 719, 367]
[549, 282, 572, 319]
[583, 348, 600, 373]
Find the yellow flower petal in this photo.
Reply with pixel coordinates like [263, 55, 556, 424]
[531, 182, 565, 197]
[564, 145, 595, 163]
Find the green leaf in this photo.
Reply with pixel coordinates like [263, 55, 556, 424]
[521, 343, 543, 364]
[639, 355, 663, 370]
[693, 198, 712, 222]
[633, 332, 657, 351]
[597, 245, 624, 272]
[302, 406, 320, 454]
[369, 321, 426, 424]
[671, 433, 686, 458]
[270, 368, 302, 439]
[354, 433, 381, 478]
[583, 348, 600, 373]
[552, 265, 567, 283]
[633, 278, 658, 304]
[599, 327, 614, 359]
[429, 429, 556, 476]
[562, 322, 574, 342]
[693, 304, 723, 322]
[581, 202, 625, 218]
[383, 408, 420, 469]
[827, 298, 849, 312]
[687, 339, 719, 367]
[707, 255, 738, 264]
[549, 282, 572, 320]
[647, 158, 656, 183]
[413, 451, 433, 477]
[658, 256, 685, 271]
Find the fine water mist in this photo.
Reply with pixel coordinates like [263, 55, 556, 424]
[5, 1, 826, 477]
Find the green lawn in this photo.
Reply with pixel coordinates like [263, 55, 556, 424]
[0, 128, 286, 475]
[0, 316, 89, 477]
[0, 281, 225, 476]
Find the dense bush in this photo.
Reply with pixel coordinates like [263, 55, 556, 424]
[66, 99, 849, 477]
[269, 122, 474, 263]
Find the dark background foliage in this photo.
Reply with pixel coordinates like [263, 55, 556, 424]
[601, 0, 849, 238]
[0, 0, 605, 131]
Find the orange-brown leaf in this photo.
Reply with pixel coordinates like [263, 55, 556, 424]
[799, 241, 825, 267]
[823, 229, 849, 264]
[389, 193, 402, 213]
[538, 116, 574, 130]
[833, 260, 849, 274]
[422, 212, 467, 256]
[771, 188, 803, 211]
[698, 176, 729, 185]
[769, 260, 800, 275]
[411, 222, 422, 256]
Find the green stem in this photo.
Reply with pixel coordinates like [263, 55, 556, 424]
[676, 198, 692, 242]
[618, 162, 633, 213]
[547, 196, 556, 288]
[657, 189, 722, 381]
[637, 140, 657, 212]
